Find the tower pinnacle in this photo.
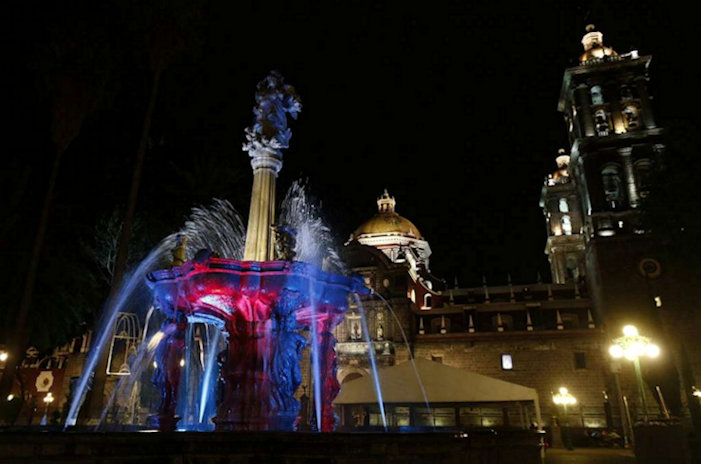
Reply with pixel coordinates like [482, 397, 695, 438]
[377, 189, 396, 213]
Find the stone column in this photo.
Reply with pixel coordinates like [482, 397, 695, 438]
[635, 76, 656, 129]
[607, 83, 625, 134]
[618, 147, 639, 208]
[575, 84, 595, 137]
[244, 149, 282, 261]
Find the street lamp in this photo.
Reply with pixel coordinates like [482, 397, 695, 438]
[553, 387, 577, 418]
[553, 387, 577, 450]
[609, 325, 660, 421]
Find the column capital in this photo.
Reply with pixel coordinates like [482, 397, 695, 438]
[249, 148, 283, 174]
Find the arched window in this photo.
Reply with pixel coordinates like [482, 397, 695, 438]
[590, 85, 604, 105]
[601, 164, 624, 209]
[558, 198, 569, 213]
[623, 105, 639, 129]
[620, 85, 634, 100]
[634, 159, 653, 197]
[423, 293, 432, 309]
[561, 215, 573, 235]
[594, 109, 609, 136]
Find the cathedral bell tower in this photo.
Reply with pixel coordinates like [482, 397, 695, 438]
[540, 149, 586, 284]
[557, 24, 666, 332]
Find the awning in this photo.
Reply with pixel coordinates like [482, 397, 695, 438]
[334, 358, 542, 425]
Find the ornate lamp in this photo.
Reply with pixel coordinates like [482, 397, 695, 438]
[609, 325, 660, 421]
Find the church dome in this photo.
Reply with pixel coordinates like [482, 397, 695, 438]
[352, 190, 422, 239]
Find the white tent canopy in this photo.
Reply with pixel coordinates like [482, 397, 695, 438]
[334, 359, 542, 426]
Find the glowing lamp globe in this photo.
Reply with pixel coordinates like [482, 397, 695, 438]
[622, 325, 638, 337]
[609, 345, 624, 359]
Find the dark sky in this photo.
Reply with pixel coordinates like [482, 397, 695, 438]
[6, 0, 699, 293]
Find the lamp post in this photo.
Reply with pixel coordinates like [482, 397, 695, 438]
[553, 387, 577, 421]
[553, 387, 577, 450]
[609, 325, 660, 422]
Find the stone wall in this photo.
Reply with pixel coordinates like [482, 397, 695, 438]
[413, 332, 609, 427]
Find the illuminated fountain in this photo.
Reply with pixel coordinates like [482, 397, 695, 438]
[144, 71, 367, 431]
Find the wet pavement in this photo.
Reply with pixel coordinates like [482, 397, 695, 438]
[545, 448, 636, 464]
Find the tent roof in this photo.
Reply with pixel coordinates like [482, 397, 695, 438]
[334, 359, 539, 405]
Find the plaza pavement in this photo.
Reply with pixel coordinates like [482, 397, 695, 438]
[544, 448, 636, 464]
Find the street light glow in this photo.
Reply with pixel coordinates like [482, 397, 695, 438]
[0, 351, 8, 362]
[646, 344, 660, 358]
[609, 325, 659, 362]
[609, 344, 624, 358]
[43, 392, 54, 404]
[609, 324, 660, 422]
[622, 325, 639, 337]
[553, 387, 577, 405]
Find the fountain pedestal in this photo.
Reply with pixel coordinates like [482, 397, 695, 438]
[147, 258, 367, 432]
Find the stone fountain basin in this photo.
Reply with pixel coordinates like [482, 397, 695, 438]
[146, 257, 369, 326]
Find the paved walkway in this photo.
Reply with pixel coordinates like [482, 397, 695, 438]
[544, 448, 636, 464]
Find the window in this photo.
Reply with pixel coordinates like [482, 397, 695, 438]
[634, 159, 653, 197]
[561, 215, 572, 235]
[574, 352, 587, 369]
[590, 85, 604, 105]
[623, 105, 639, 129]
[431, 354, 443, 364]
[601, 164, 624, 209]
[501, 353, 513, 370]
[423, 293, 432, 309]
[558, 198, 569, 213]
[620, 85, 634, 100]
[594, 109, 609, 136]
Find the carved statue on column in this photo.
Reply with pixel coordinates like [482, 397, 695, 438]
[243, 70, 302, 157]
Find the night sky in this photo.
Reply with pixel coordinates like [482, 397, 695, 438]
[5, 1, 699, 345]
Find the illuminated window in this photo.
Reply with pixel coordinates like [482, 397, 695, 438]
[623, 105, 639, 129]
[602, 164, 624, 209]
[594, 109, 609, 136]
[558, 198, 569, 213]
[501, 354, 513, 370]
[590, 85, 604, 105]
[561, 215, 572, 235]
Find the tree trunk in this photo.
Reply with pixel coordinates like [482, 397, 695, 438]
[0, 145, 66, 416]
[83, 69, 162, 423]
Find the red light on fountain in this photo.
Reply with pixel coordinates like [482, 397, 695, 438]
[145, 72, 368, 432]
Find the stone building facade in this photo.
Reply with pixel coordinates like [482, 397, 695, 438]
[334, 25, 701, 436]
